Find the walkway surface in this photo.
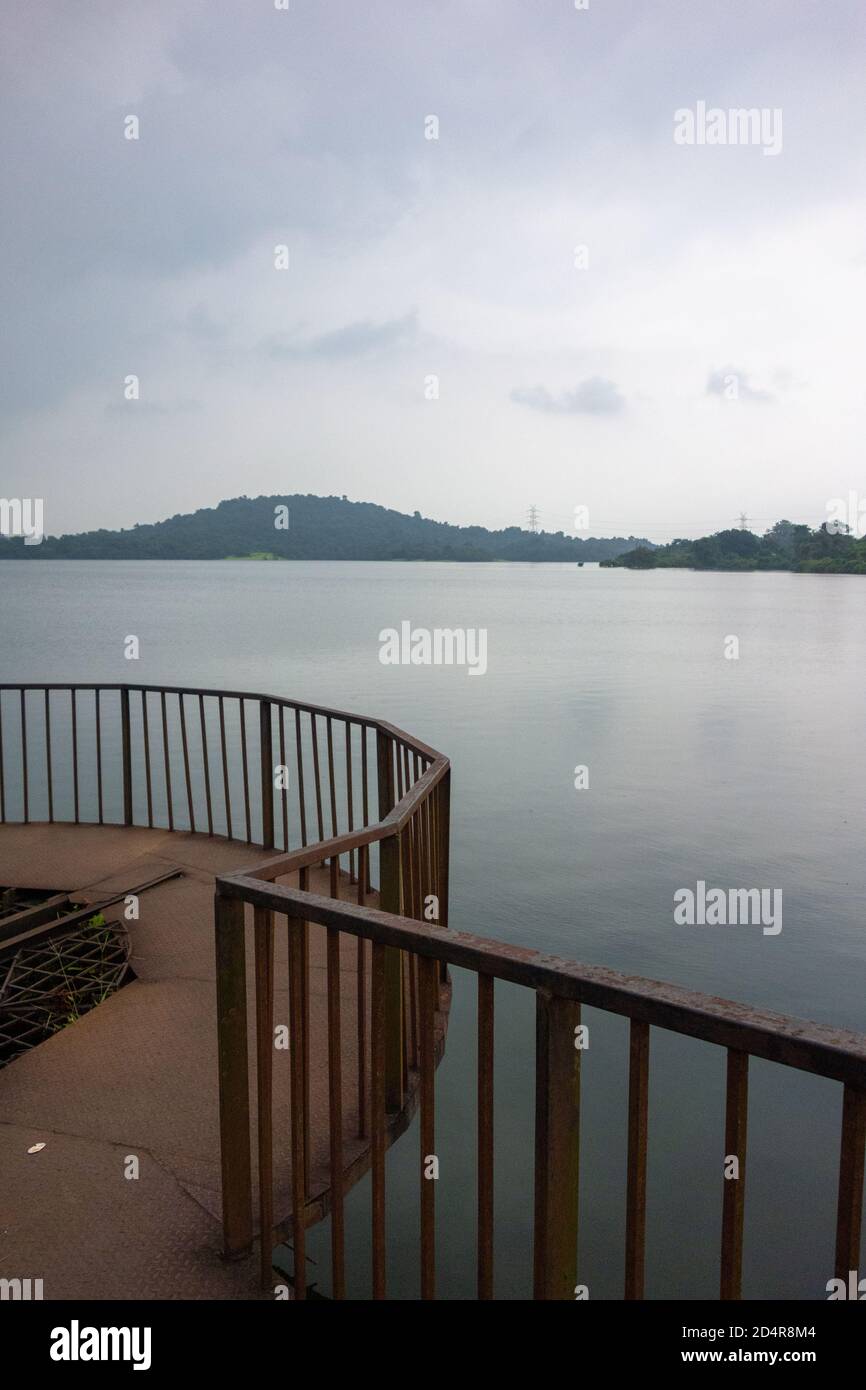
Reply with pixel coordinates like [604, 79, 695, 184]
[0, 823, 449, 1299]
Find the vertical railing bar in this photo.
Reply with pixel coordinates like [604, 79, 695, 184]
[120, 687, 133, 827]
[412, 953, 421, 1074]
[259, 700, 274, 850]
[404, 946, 416, 1077]
[20, 690, 28, 823]
[327, 925, 346, 1299]
[160, 690, 172, 831]
[371, 940, 387, 1299]
[278, 705, 288, 852]
[94, 689, 102, 825]
[298, 866, 311, 1195]
[395, 741, 404, 801]
[402, 825, 415, 1075]
[834, 1084, 866, 1281]
[533, 991, 580, 1300]
[361, 727, 370, 825]
[239, 699, 251, 843]
[288, 911, 307, 1300]
[422, 796, 431, 912]
[141, 690, 153, 828]
[219, 696, 232, 840]
[294, 708, 307, 848]
[311, 712, 324, 841]
[199, 693, 213, 836]
[361, 730, 370, 889]
[408, 807, 417, 915]
[179, 692, 195, 832]
[345, 722, 355, 883]
[438, 768, 450, 988]
[625, 1019, 650, 1299]
[71, 686, 79, 822]
[383, 828, 405, 1112]
[419, 953, 437, 1299]
[477, 972, 494, 1299]
[326, 715, 337, 839]
[419, 790, 429, 914]
[429, 788, 438, 920]
[254, 906, 275, 1291]
[377, 735, 404, 1113]
[720, 1048, 749, 1300]
[215, 892, 253, 1260]
[356, 843, 367, 1139]
[43, 689, 53, 823]
[413, 815, 422, 1066]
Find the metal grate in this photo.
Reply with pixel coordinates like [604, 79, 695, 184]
[0, 917, 132, 1066]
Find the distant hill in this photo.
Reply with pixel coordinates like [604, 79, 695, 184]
[0, 494, 656, 563]
[602, 520, 866, 574]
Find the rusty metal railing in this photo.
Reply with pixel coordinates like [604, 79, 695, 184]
[2, 684, 863, 1300]
[213, 717, 450, 1296]
[210, 700, 866, 1302]
[217, 864, 866, 1301]
[0, 683, 395, 852]
[0, 683, 449, 1295]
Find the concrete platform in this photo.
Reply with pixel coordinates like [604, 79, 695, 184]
[0, 823, 449, 1299]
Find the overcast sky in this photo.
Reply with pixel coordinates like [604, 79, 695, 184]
[2, 0, 865, 541]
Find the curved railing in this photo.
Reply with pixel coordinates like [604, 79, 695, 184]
[0, 682, 450, 1296]
[0, 682, 442, 852]
[2, 684, 865, 1302]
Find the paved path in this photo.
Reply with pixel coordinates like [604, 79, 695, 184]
[0, 823, 448, 1299]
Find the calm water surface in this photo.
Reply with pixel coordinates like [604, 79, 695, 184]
[2, 561, 864, 1298]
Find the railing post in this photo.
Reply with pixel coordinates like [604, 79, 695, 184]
[436, 767, 451, 987]
[624, 1018, 650, 1299]
[834, 1084, 866, 1282]
[720, 1049, 748, 1300]
[376, 728, 404, 1111]
[380, 831, 404, 1111]
[438, 766, 450, 931]
[376, 727, 395, 821]
[260, 700, 274, 848]
[533, 990, 580, 1300]
[214, 890, 253, 1259]
[120, 687, 133, 826]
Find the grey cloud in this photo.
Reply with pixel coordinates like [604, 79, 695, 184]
[104, 398, 201, 418]
[184, 304, 228, 341]
[0, 0, 861, 531]
[706, 367, 775, 403]
[511, 378, 626, 417]
[262, 312, 418, 361]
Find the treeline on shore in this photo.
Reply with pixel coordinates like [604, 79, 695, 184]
[0, 494, 653, 563]
[602, 520, 866, 574]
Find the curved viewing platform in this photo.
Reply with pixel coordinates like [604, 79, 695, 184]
[0, 682, 864, 1302]
[0, 683, 450, 1299]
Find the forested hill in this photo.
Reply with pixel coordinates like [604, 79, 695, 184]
[0, 494, 655, 562]
[601, 520, 866, 574]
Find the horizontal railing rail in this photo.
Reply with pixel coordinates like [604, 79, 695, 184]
[0, 681, 449, 1298]
[216, 871, 866, 1302]
[2, 682, 863, 1301]
[0, 683, 434, 856]
[213, 719, 450, 1295]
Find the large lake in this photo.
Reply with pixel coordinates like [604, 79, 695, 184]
[2, 560, 864, 1298]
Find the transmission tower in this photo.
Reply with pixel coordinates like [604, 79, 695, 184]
[527, 505, 540, 534]
[738, 511, 748, 531]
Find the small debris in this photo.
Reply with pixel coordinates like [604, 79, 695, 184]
[27, 1142, 46, 1154]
